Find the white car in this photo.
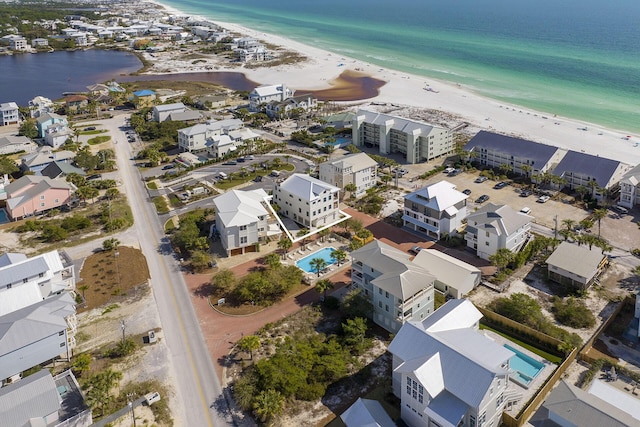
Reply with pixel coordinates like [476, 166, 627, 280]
[520, 207, 532, 214]
[537, 195, 550, 203]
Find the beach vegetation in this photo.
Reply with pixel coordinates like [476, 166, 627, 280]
[19, 119, 38, 139]
[0, 156, 19, 175]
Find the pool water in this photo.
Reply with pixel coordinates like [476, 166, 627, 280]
[296, 247, 337, 273]
[0, 208, 8, 224]
[325, 137, 351, 147]
[504, 344, 544, 386]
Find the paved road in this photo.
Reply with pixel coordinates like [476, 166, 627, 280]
[103, 116, 233, 426]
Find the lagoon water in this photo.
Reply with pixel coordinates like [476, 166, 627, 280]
[160, 0, 640, 133]
[0, 50, 142, 105]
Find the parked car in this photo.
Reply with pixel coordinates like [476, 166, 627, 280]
[444, 167, 456, 174]
[474, 176, 488, 183]
[537, 195, 550, 203]
[520, 189, 533, 197]
[493, 181, 509, 189]
[236, 158, 245, 163]
[462, 189, 472, 195]
[270, 170, 281, 177]
[245, 155, 255, 160]
[223, 161, 237, 166]
[83, 126, 96, 131]
[611, 205, 628, 215]
[520, 207, 532, 214]
[448, 168, 462, 176]
[86, 174, 101, 181]
[162, 164, 175, 170]
[475, 194, 490, 203]
[409, 246, 423, 254]
[253, 175, 263, 182]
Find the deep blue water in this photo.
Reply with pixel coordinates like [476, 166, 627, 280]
[158, 0, 640, 132]
[0, 50, 142, 104]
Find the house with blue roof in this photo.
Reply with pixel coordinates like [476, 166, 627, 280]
[464, 131, 564, 178]
[551, 150, 631, 201]
[132, 89, 156, 108]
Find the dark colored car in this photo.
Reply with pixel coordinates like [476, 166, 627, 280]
[84, 126, 96, 131]
[223, 161, 237, 166]
[253, 175, 263, 182]
[86, 174, 101, 180]
[462, 189, 472, 195]
[162, 164, 175, 170]
[236, 158, 245, 163]
[494, 181, 509, 189]
[520, 190, 533, 197]
[475, 194, 490, 203]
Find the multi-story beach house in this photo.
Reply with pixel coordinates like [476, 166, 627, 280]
[248, 84, 294, 112]
[464, 203, 532, 260]
[0, 249, 75, 317]
[0, 293, 77, 383]
[546, 241, 608, 290]
[152, 102, 187, 122]
[43, 122, 74, 149]
[273, 173, 340, 230]
[5, 175, 74, 220]
[133, 89, 156, 108]
[212, 189, 280, 257]
[36, 112, 68, 138]
[177, 119, 244, 154]
[412, 249, 481, 299]
[403, 180, 468, 240]
[388, 299, 518, 427]
[0, 102, 20, 126]
[0, 135, 37, 156]
[618, 164, 640, 209]
[463, 131, 564, 178]
[319, 152, 378, 198]
[550, 150, 631, 202]
[20, 147, 75, 174]
[265, 94, 318, 119]
[352, 109, 453, 164]
[351, 240, 436, 333]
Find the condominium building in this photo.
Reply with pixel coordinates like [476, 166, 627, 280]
[352, 109, 453, 164]
[273, 173, 340, 230]
[351, 240, 436, 333]
[319, 152, 378, 198]
[403, 180, 468, 240]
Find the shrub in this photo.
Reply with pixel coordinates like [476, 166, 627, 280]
[552, 296, 596, 328]
[105, 338, 137, 358]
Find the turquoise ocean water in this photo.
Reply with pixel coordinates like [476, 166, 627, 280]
[158, 0, 640, 133]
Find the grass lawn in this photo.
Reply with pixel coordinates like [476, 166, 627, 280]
[146, 181, 158, 190]
[80, 129, 108, 136]
[78, 246, 150, 311]
[152, 196, 169, 214]
[480, 323, 563, 364]
[88, 135, 111, 145]
[215, 163, 296, 190]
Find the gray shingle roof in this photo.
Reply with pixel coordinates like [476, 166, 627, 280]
[0, 369, 61, 427]
[546, 241, 606, 279]
[552, 150, 623, 188]
[465, 131, 559, 169]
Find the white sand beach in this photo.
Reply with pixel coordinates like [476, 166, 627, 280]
[152, 1, 640, 166]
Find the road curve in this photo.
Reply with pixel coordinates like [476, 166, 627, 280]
[106, 116, 232, 426]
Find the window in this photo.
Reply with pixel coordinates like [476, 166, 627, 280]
[385, 304, 389, 312]
[378, 301, 382, 308]
[40, 195, 45, 200]
[41, 203, 45, 207]
[485, 241, 490, 246]
[470, 415, 476, 427]
[59, 331, 64, 336]
[6, 284, 11, 289]
[485, 231, 490, 237]
[240, 236, 248, 244]
[60, 342, 66, 347]
[379, 288, 383, 294]
[385, 291, 389, 298]
[23, 278, 28, 283]
[239, 225, 247, 231]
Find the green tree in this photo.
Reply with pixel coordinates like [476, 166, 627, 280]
[277, 237, 292, 259]
[66, 172, 86, 188]
[264, 253, 281, 269]
[253, 389, 285, 424]
[190, 250, 211, 272]
[237, 335, 261, 360]
[18, 119, 38, 139]
[355, 228, 373, 241]
[75, 147, 99, 170]
[492, 293, 541, 324]
[41, 224, 68, 242]
[0, 157, 18, 175]
[331, 249, 347, 266]
[592, 208, 607, 237]
[212, 269, 236, 293]
[562, 218, 576, 231]
[86, 369, 122, 416]
[296, 228, 310, 249]
[71, 353, 91, 377]
[345, 218, 363, 234]
[105, 187, 120, 200]
[78, 284, 89, 299]
[489, 248, 515, 271]
[318, 227, 330, 243]
[315, 279, 334, 301]
[342, 317, 368, 352]
[310, 257, 328, 277]
[76, 185, 99, 204]
[344, 183, 357, 200]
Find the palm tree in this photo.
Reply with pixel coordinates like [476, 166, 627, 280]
[264, 253, 281, 269]
[277, 237, 292, 259]
[587, 180, 600, 199]
[344, 183, 357, 200]
[592, 208, 607, 237]
[310, 257, 328, 277]
[253, 389, 285, 424]
[78, 284, 89, 299]
[315, 279, 334, 301]
[331, 249, 347, 266]
[296, 228, 310, 249]
[562, 218, 576, 231]
[520, 164, 532, 181]
[318, 228, 330, 243]
[559, 229, 573, 241]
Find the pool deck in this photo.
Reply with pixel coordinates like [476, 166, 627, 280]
[283, 237, 351, 283]
[482, 330, 557, 415]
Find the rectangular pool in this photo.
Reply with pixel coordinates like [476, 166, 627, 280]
[504, 344, 544, 387]
[296, 247, 337, 273]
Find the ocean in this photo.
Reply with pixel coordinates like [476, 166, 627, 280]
[158, 0, 640, 133]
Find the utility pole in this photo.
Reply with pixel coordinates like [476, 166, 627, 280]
[553, 214, 558, 240]
[121, 319, 126, 344]
[127, 393, 137, 427]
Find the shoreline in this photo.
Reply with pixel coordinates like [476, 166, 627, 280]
[145, 0, 640, 165]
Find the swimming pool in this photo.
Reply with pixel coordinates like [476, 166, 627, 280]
[296, 247, 337, 273]
[325, 137, 351, 147]
[505, 344, 544, 387]
[0, 208, 8, 224]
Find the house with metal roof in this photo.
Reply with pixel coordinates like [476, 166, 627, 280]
[352, 109, 453, 164]
[388, 299, 519, 427]
[273, 173, 341, 230]
[152, 102, 187, 122]
[0, 292, 77, 382]
[0, 369, 92, 426]
[322, 111, 356, 130]
[212, 189, 281, 257]
[551, 150, 631, 202]
[20, 146, 75, 174]
[319, 152, 378, 198]
[403, 180, 468, 240]
[341, 398, 396, 427]
[464, 203, 532, 260]
[5, 175, 74, 220]
[464, 131, 564, 177]
[248, 83, 294, 112]
[264, 93, 318, 119]
[351, 240, 436, 333]
[0, 135, 37, 156]
[533, 380, 638, 427]
[132, 89, 156, 108]
[0, 249, 75, 317]
[177, 119, 244, 154]
[618, 163, 640, 209]
[41, 160, 86, 180]
[412, 249, 481, 299]
[546, 241, 608, 290]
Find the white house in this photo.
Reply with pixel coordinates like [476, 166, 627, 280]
[319, 152, 378, 198]
[177, 119, 245, 155]
[0, 102, 20, 126]
[352, 109, 453, 164]
[412, 249, 481, 299]
[464, 203, 532, 260]
[213, 189, 280, 256]
[0, 135, 37, 155]
[152, 102, 186, 122]
[618, 163, 640, 209]
[273, 173, 340, 230]
[351, 240, 436, 333]
[403, 180, 468, 240]
[341, 398, 395, 427]
[388, 299, 518, 427]
[0, 292, 77, 382]
[0, 250, 75, 317]
[265, 94, 318, 118]
[248, 84, 294, 112]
